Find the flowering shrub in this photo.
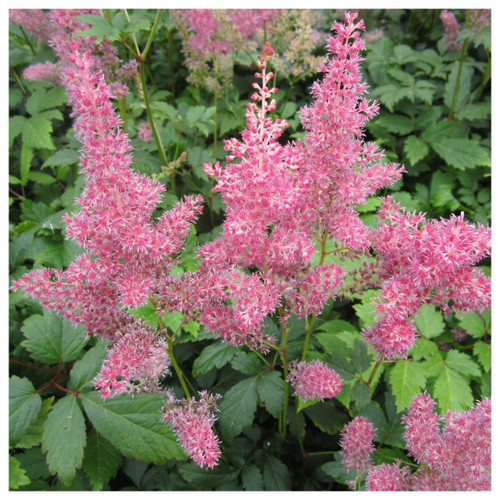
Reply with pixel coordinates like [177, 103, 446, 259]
[9, 9, 490, 491]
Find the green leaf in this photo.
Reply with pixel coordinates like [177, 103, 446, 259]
[15, 396, 54, 449]
[186, 105, 207, 125]
[192, 342, 238, 376]
[414, 80, 436, 105]
[432, 365, 473, 412]
[27, 171, 56, 185]
[377, 114, 414, 135]
[303, 401, 348, 435]
[42, 149, 80, 168]
[445, 350, 481, 378]
[352, 379, 371, 410]
[444, 63, 473, 111]
[430, 138, 490, 170]
[9, 456, 31, 490]
[9, 376, 42, 447]
[21, 313, 88, 364]
[80, 391, 185, 463]
[473, 341, 491, 372]
[20, 144, 34, 186]
[42, 395, 86, 485]
[219, 377, 258, 440]
[281, 101, 297, 119]
[256, 371, 285, 417]
[77, 14, 121, 42]
[22, 115, 55, 150]
[353, 289, 379, 326]
[177, 462, 238, 490]
[231, 351, 262, 375]
[457, 311, 488, 338]
[389, 360, 427, 413]
[26, 87, 67, 115]
[82, 430, 122, 491]
[351, 339, 372, 373]
[10, 115, 25, 148]
[263, 455, 291, 490]
[68, 339, 109, 392]
[322, 459, 357, 484]
[456, 101, 491, 121]
[415, 304, 445, 338]
[242, 464, 264, 491]
[404, 136, 429, 165]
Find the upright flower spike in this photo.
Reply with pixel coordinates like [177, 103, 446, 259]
[161, 391, 222, 469]
[287, 360, 343, 402]
[339, 416, 376, 479]
[362, 197, 491, 359]
[12, 48, 203, 339]
[94, 320, 171, 399]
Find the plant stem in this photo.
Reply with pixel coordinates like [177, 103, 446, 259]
[448, 10, 471, 119]
[167, 337, 191, 399]
[278, 308, 289, 439]
[117, 97, 128, 133]
[365, 356, 384, 388]
[142, 9, 162, 60]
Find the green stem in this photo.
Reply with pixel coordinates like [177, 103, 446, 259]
[295, 400, 305, 456]
[278, 309, 289, 439]
[10, 67, 28, 96]
[117, 97, 128, 133]
[142, 9, 162, 60]
[167, 337, 191, 399]
[448, 10, 471, 119]
[365, 356, 384, 388]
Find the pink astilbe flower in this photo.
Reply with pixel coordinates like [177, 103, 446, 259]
[138, 122, 153, 143]
[9, 9, 52, 44]
[362, 197, 491, 359]
[161, 391, 222, 469]
[339, 416, 376, 477]
[366, 461, 411, 491]
[12, 48, 203, 338]
[440, 10, 462, 51]
[297, 12, 404, 253]
[94, 320, 170, 399]
[287, 360, 343, 401]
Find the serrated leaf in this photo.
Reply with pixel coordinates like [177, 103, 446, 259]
[430, 138, 490, 170]
[322, 459, 357, 483]
[351, 339, 372, 373]
[9, 456, 31, 490]
[432, 366, 472, 412]
[192, 342, 238, 376]
[82, 429, 122, 491]
[177, 462, 238, 490]
[20, 144, 34, 186]
[21, 313, 88, 364]
[457, 311, 488, 338]
[444, 63, 473, 111]
[219, 377, 258, 440]
[10, 115, 25, 148]
[415, 304, 445, 338]
[404, 135, 429, 165]
[22, 115, 55, 150]
[263, 455, 291, 490]
[9, 376, 42, 447]
[352, 380, 371, 410]
[80, 391, 185, 463]
[42, 149, 80, 168]
[15, 397, 54, 449]
[186, 105, 206, 125]
[242, 464, 264, 491]
[42, 395, 86, 484]
[303, 401, 348, 435]
[389, 360, 427, 413]
[76, 14, 121, 42]
[27, 171, 56, 185]
[473, 341, 491, 372]
[256, 371, 285, 417]
[231, 351, 262, 375]
[377, 114, 414, 135]
[410, 338, 440, 362]
[445, 350, 481, 378]
[68, 340, 109, 392]
[15, 447, 50, 481]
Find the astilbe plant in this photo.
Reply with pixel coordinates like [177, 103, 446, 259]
[342, 393, 491, 491]
[10, 10, 491, 481]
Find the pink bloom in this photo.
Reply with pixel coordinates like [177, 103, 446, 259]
[94, 320, 170, 399]
[366, 461, 411, 491]
[161, 391, 222, 469]
[339, 416, 376, 476]
[138, 122, 153, 143]
[440, 10, 462, 51]
[287, 360, 343, 402]
[9, 9, 52, 43]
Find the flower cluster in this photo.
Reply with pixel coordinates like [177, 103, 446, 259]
[12, 48, 203, 341]
[94, 320, 170, 399]
[362, 197, 491, 359]
[10, 9, 137, 94]
[172, 9, 278, 92]
[161, 391, 222, 469]
[342, 394, 491, 491]
[287, 360, 343, 402]
[339, 416, 376, 480]
[440, 9, 491, 51]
